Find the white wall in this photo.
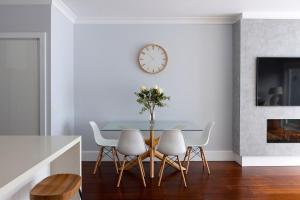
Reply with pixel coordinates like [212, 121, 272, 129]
[74, 24, 233, 152]
[51, 6, 75, 135]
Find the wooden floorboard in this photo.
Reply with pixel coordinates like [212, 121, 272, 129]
[82, 161, 300, 200]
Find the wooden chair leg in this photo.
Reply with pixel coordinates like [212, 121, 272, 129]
[137, 156, 146, 187]
[183, 149, 188, 163]
[112, 147, 119, 174]
[177, 155, 187, 187]
[117, 156, 127, 187]
[200, 148, 207, 172]
[115, 150, 121, 166]
[199, 147, 205, 170]
[200, 147, 210, 175]
[185, 147, 192, 174]
[158, 155, 167, 177]
[140, 159, 145, 177]
[158, 156, 167, 186]
[93, 146, 104, 174]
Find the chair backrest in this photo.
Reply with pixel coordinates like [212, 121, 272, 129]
[157, 129, 186, 156]
[89, 121, 106, 146]
[117, 129, 146, 156]
[200, 121, 215, 146]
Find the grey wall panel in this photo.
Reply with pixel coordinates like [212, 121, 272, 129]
[232, 21, 241, 154]
[240, 19, 300, 156]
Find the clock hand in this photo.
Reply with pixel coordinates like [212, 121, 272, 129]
[147, 53, 154, 60]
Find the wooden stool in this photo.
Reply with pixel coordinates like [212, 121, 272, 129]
[30, 174, 82, 200]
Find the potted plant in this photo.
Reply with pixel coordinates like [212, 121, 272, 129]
[135, 85, 170, 123]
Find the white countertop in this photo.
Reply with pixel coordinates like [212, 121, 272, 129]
[0, 136, 81, 195]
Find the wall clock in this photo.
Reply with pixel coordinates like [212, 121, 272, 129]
[138, 44, 168, 74]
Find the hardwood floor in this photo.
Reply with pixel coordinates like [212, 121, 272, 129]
[82, 161, 300, 200]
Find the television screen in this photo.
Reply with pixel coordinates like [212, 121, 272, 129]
[256, 57, 300, 106]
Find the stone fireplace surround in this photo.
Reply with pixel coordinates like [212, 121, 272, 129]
[233, 19, 300, 166]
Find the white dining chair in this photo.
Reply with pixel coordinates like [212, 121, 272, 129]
[89, 121, 120, 174]
[117, 129, 147, 187]
[183, 121, 215, 175]
[157, 129, 187, 187]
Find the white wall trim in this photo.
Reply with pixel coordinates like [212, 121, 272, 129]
[0, 0, 51, 5]
[0, 32, 48, 136]
[82, 150, 235, 161]
[242, 12, 300, 20]
[240, 156, 300, 166]
[52, 0, 77, 23]
[76, 16, 240, 25]
[84, 151, 300, 167]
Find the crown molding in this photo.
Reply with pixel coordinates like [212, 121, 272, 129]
[241, 12, 300, 20]
[52, 0, 77, 23]
[75, 16, 240, 25]
[0, 0, 50, 4]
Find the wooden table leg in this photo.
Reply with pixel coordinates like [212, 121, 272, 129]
[150, 129, 155, 178]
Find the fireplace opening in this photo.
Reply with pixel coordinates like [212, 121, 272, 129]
[267, 119, 300, 143]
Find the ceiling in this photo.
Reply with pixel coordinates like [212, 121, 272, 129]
[60, 0, 300, 18]
[1, 0, 300, 23]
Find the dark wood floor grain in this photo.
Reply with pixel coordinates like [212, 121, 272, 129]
[82, 161, 300, 200]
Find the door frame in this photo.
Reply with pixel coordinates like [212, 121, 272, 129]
[0, 32, 48, 136]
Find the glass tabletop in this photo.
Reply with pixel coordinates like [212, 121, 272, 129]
[101, 121, 202, 131]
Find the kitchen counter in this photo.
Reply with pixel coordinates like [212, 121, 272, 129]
[0, 136, 81, 200]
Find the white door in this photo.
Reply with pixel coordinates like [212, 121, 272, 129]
[0, 39, 40, 135]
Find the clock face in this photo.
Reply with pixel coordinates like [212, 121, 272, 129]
[138, 44, 168, 74]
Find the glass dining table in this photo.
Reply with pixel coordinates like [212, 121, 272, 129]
[101, 120, 202, 178]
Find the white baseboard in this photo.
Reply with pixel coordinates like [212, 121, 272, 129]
[239, 156, 300, 166]
[83, 151, 300, 166]
[82, 150, 235, 162]
[233, 153, 242, 166]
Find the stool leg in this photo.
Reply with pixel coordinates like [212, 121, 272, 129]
[79, 189, 82, 199]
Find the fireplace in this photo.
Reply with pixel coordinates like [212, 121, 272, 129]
[267, 119, 300, 143]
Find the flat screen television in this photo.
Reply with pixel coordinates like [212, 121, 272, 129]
[256, 57, 300, 106]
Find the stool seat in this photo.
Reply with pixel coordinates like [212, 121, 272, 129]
[30, 174, 81, 200]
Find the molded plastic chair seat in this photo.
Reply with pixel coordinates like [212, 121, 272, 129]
[184, 134, 207, 147]
[157, 130, 186, 156]
[30, 174, 82, 200]
[100, 138, 118, 147]
[117, 129, 147, 156]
